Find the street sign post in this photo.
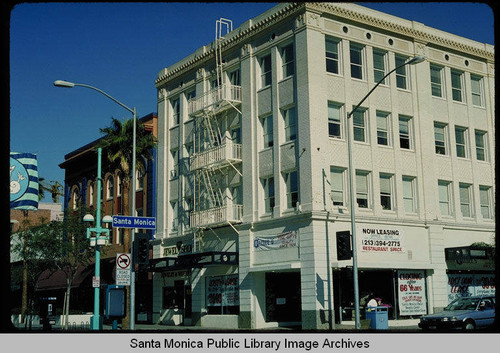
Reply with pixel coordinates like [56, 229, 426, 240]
[112, 215, 156, 229]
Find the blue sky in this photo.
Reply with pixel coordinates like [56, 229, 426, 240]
[9, 2, 494, 203]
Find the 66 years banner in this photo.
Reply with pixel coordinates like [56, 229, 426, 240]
[397, 270, 427, 316]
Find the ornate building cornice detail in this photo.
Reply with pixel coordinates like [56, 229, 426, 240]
[310, 2, 494, 61]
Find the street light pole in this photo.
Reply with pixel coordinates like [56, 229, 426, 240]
[54, 80, 138, 330]
[346, 55, 425, 330]
[83, 148, 112, 330]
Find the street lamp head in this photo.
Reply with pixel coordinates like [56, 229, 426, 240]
[54, 80, 75, 88]
[83, 214, 95, 223]
[407, 55, 425, 65]
[102, 215, 113, 225]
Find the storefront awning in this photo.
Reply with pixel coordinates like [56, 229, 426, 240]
[150, 251, 238, 272]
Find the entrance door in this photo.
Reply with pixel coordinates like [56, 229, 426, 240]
[265, 272, 301, 322]
[174, 280, 192, 321]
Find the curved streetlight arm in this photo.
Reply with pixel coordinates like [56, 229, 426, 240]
[54, 80, 134, 115]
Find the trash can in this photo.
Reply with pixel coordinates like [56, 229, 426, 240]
[365, 306, 388, 330]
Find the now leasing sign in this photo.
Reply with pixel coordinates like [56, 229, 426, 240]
[358, 225, 405, 253]
[112, 215, 156, 229]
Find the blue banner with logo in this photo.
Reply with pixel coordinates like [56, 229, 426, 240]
[10, 152, 39, 210]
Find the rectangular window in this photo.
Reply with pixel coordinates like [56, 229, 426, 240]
[451, 70, 464, 102]
[263, 177, 275, 213]
[284, 170, 299, 209]
[379, 173, 393, 210]
[352, 108, 367, 142]
[455, 126, 468, 158]
[438, 180, 452, 216]
[281, 44, 294, 78]
[326, 37, 340, 74]
[186, 90, 196, 101]
[330, 167, 345, 206]
[373, 49, 387, 84]
[328, 102, 342, 138]
[170, 149, 179, 179]
[399, 115, 412, 149]
[171, 98, 180, 125]
[479, 186, 492, 219]
[230, 69, 241, 86]
[260, 54, 272, 88]
[376, 111, 390, 146]
[261, 115, 273, 148]
[471, 75, 483, 106]
[434, 122, 447, 155]
[459, 183, 473, 218]
[350, 43, 364, 79]
[356, 171, 370, 208]
[402, 176, 416, 213]
[283, 107, 297, 141]
[475, 129, 487, 161]
[430, 64, 443, 97]
[395, 55, 409, 89]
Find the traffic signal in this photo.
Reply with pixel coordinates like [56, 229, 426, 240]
[134, 233, 150, 266]
[336, 231, 352, 260]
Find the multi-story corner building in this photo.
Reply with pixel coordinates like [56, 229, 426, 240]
[56, 112, 158, 321]
[153, 3, 494, 330]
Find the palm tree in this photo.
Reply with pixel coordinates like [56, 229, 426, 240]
[39, 178, 63, 203]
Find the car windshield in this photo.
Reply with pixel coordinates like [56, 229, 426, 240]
[445, 297, 478, 311]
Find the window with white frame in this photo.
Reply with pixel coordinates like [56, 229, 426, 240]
[379, 173, 393, 210]
[373, 49, 387, 84]
[88, 182, 94, 206]
[262, 177, 275, 213]
[328, 102, 342, 139]
[402, 176, 416, 213]
[170, 149, 179, 179]
[459, 183, 473, 218]
[229, 69, 241, 86]
[356, 170, 370, 208]
[186, 89, 196, 102]
[352, 108, 367, 142]
[171, 97, 180, 126]
[260, 54, 272, 88]
[261, 115, 273, 148]
[438, 180, 452, 216]
[479, 185, 493, 219]
[231, 184, 243, 206]
[434, 122, 448, 155]
[284, 170, 298, 209]
[451, 69, 464, 102]
[106, 176, 114, 200]
[170, 200, 178, 230]
[399, 115, 412, 149]
[117, 173, 122, 196]
[350, 43, 364, 80]
[395, 55, 409, 89]
[471, 75, 483, 107]
[330, 167, 346, 206]
[325, 36, 340, 74]
[283, 106, 297, 142]
[474, 129, 487, 161]
[136, 169, 144, 190]
[376, 111, 390, 146]
[430, 64, 444, 97]
[281, 44, 294, 79]
[455, 126, 468, 158]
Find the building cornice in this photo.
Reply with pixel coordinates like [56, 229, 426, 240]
[156, 2, 494, 88]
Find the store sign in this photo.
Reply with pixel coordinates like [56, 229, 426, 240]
[253, 231, 298, 251]
[447, 273, 495, 303]
[358, 225, 405, 253]
[206, 274, 239, 307]
[163, 243, 193, 257]
[397, 270, 427, 316]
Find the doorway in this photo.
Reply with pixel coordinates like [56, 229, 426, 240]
[265, 272, 301, 323]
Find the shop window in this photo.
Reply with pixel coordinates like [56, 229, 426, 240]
[206, 275, 239, 315]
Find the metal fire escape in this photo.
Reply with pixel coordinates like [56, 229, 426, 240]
[188, 18, 243, 233]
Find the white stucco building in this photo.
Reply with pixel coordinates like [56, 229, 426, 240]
[152, 3, 495, 330]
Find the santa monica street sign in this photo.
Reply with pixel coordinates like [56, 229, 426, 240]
[112, 215, 156, 229]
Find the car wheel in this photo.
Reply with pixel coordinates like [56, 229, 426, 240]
[464, 321, 475, 330]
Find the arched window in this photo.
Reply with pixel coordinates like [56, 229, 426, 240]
[88, 181, 94, 206]
[71, 187, 80, 210]
[106, 176, 114, 200]
[136, 168, 144, 190]
[116, 173, 122, 197]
